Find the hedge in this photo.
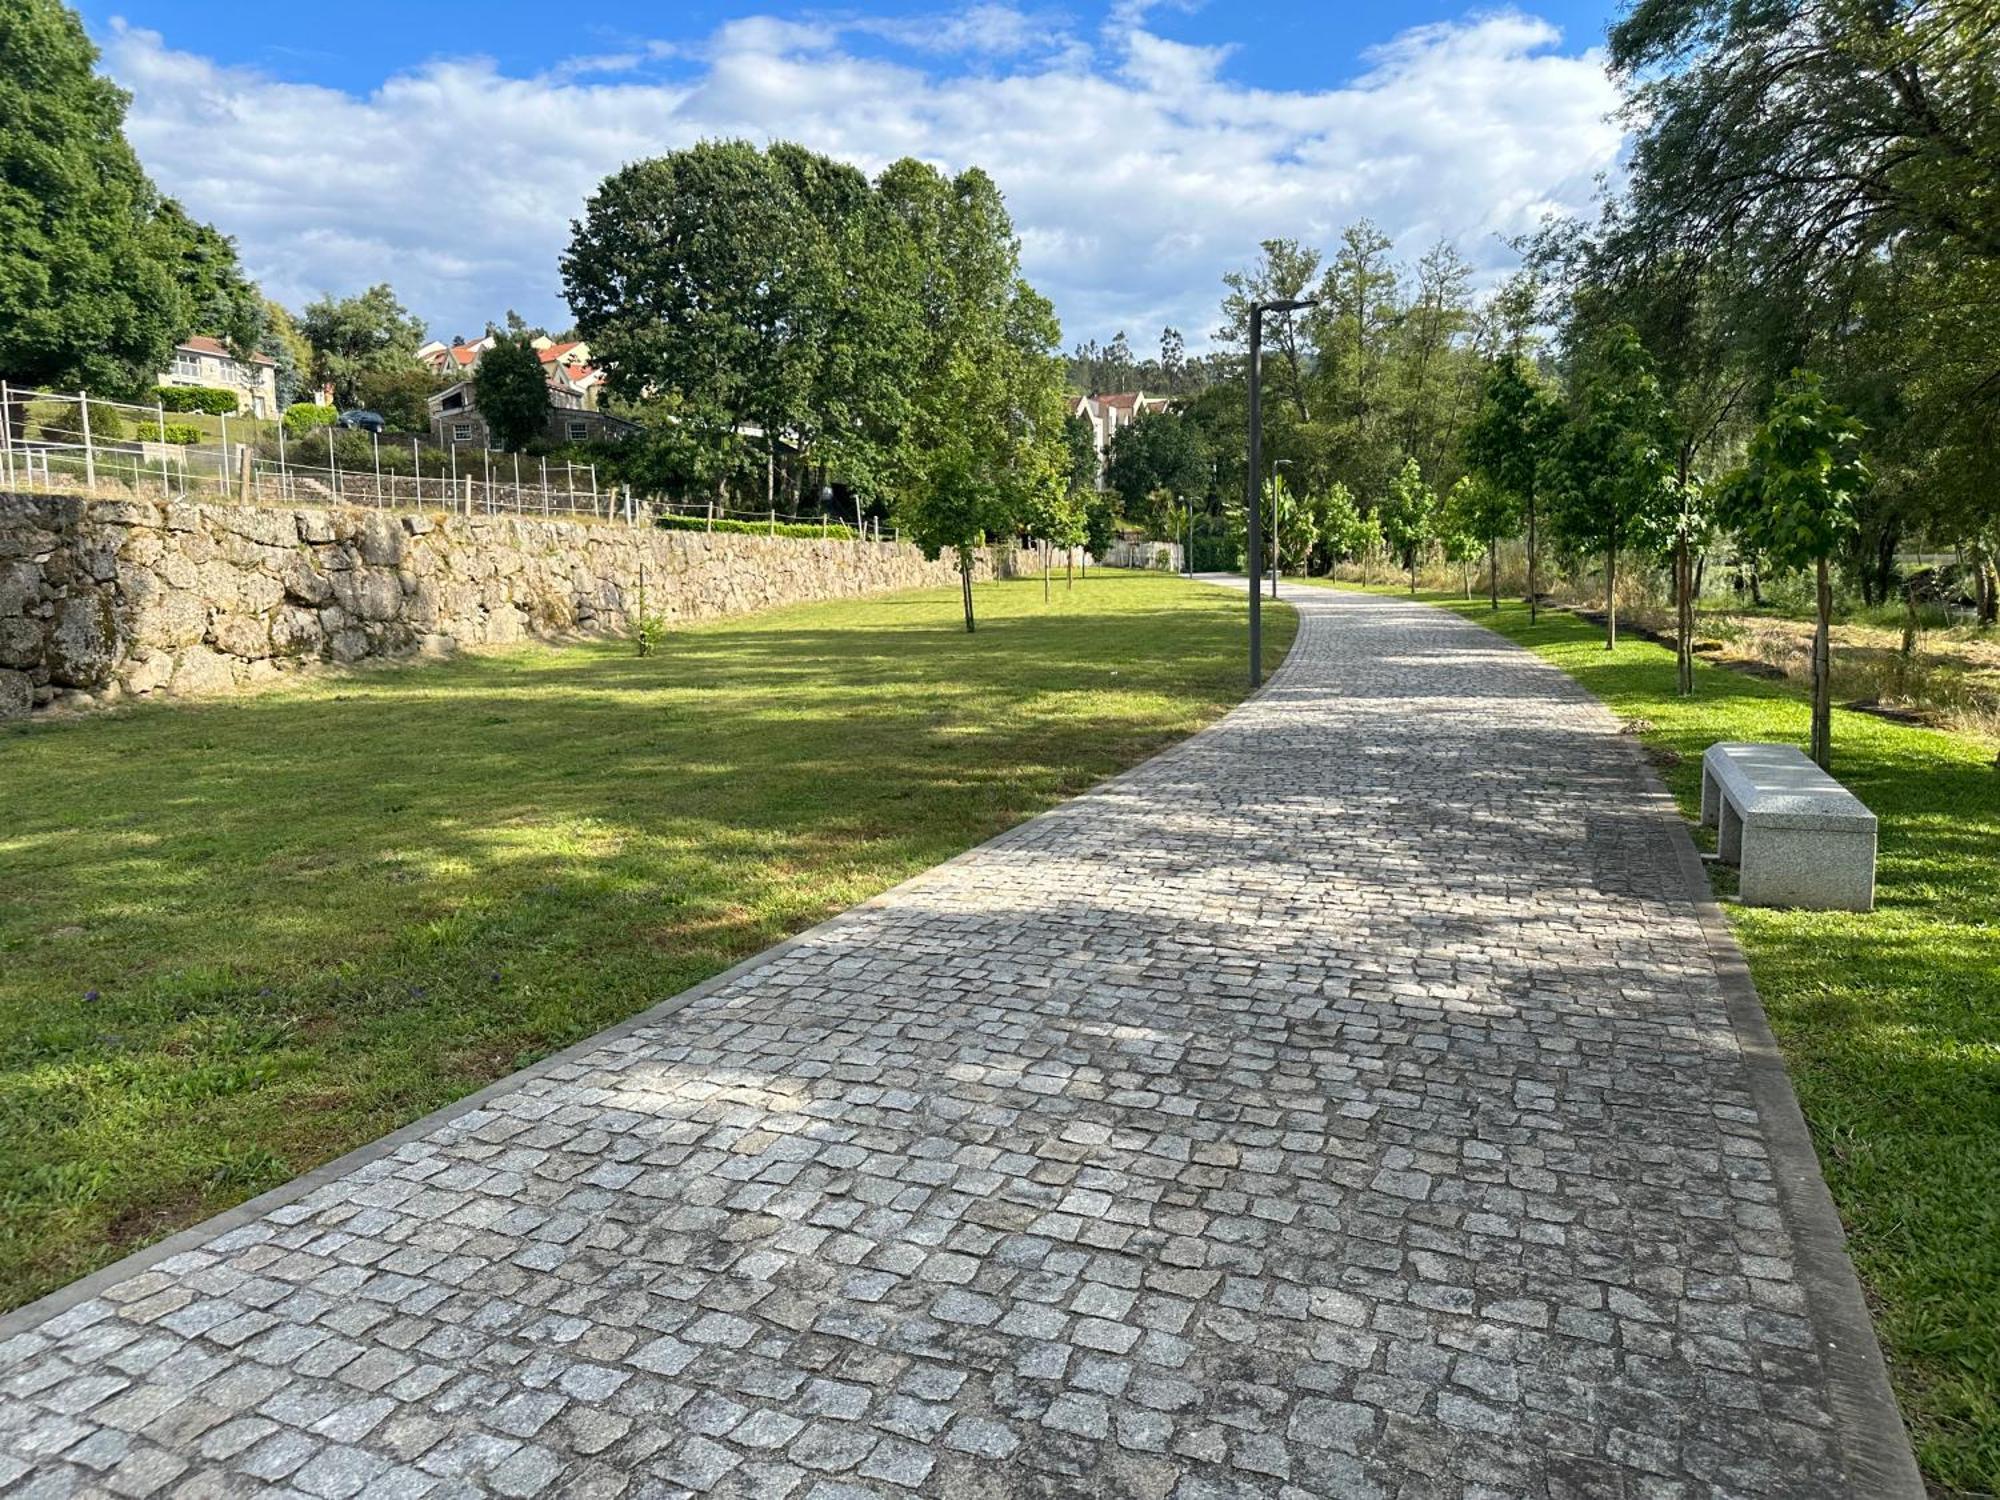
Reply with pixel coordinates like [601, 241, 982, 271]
[283, 403, 337, 437]
[156, 386, 240, 415]
[161, 424, 203, 445]
[654, 513, 859, 541]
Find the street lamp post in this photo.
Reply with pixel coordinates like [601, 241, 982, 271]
[1247, 297, 1317, 687]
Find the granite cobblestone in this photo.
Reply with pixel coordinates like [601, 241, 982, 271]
[0, 585, 1886, 1496]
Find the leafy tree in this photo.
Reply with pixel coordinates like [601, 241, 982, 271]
[1105, 411, 1210, 533]
[1062, 411, 1098, 494]
[0, 0, 192, 403]
[874, 160, 1067, 630]
[1465, 355, 1562, 620]
[155, 200, 262, 355]
[1442, 471, 1520, 610]
[353, 367, 441, 434]
[1218, 239, 1321, 422]
[300, 284, 426, 408]
[1378, 458, 1438, 594]
[1319, 482, 1377, 580]
[1718, 373, 1870, 767]
[259, 299, 312, 407]
[1547, 326, 1677, 648]
[474, 334, 551, 452]
[1438, 480, 1486, 599]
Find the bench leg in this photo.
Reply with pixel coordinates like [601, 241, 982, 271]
[1701, 764, 1719, 828]
[1739, 827, 1877, 912]
[1717, 798, 1744, 864]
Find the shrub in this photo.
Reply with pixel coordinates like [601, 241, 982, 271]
[156, 386, 239, 415]
[161, 424, 203, 445]
[654, 512, 857, 541]
[283, 403, 337, 437]
[86, 402, 126, 440]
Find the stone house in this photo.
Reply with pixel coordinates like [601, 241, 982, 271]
[426, 380, 635, 449]
[159, 336, 280, 417]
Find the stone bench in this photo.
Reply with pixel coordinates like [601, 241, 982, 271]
[1700, 742, 1877, 911]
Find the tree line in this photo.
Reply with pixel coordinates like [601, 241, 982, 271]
[1098, 0, 1992, 770]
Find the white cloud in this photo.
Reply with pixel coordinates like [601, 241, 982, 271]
[98, 8, 1622, 350]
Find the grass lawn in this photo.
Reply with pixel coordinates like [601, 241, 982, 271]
[1314, 580, 1998, 1495]
[0, 571, 1294, 1314]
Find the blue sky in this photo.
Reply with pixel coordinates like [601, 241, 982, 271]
[76, 1, 1629, 348]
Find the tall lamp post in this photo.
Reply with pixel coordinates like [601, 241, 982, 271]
[1247, 297, 1317, 687]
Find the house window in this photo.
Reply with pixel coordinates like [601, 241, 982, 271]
[567, 421, 589, 441]
[453, 423, 474, 442]
[172, 355, 200, 378]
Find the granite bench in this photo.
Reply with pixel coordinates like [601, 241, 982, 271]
[1700, 742, 1877, 911]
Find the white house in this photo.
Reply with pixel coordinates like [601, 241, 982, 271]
[160, 336, 280, 417]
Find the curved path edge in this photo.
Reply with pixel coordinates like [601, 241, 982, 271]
[0, 586, 1313, 1346]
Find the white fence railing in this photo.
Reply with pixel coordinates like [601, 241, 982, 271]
[0, 384, 630, 521]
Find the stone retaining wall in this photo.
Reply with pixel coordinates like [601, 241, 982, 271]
[0, 494, 1021, 718]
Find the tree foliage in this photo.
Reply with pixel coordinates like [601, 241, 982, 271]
[300, 284, 427, 409]
[1719, 372, 1871, 764]
[0, 0, 254, 399]
[1378, 458, 1439, 593]
[472, 334, 550, 451]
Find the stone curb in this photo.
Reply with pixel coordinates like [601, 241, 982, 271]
[0, 574, 1308, 1341]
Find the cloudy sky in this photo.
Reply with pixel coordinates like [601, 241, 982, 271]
[74, 0, 1628, 353]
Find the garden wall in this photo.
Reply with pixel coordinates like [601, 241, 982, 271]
[0, 494, 1022, 719]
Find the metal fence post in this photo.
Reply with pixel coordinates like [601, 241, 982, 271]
[78, 392, 96, 491]
[219, 410, 229, 501]
[156, 402, 170, 497]
[0, 381, 13, 490]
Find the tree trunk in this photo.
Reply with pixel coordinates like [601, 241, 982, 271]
[1067, 548, 1075, 589]
[1488, 539, 1499, 611]
[1526, 496, 1538, 623]
[1675, 537, 1695, 696]
[1977, 546, 1999, 627]
[1812, 556, 1833, 768]
[1408, 553, 1417, 595]
[960, 549, 976, 633]
[1043, 540, 1051, 603]
[1604, 546, 1617, 650]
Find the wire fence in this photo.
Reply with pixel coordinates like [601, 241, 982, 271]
[0, 384, 639, 522]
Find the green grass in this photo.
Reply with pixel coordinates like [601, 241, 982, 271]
[1313, 580, 1999, 1495]
[0, 572, 1294, 1314]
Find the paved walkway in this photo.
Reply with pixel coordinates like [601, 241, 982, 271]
[0, 584, 1916, 1500]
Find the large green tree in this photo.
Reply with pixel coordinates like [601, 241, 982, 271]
[473, 334, 550, 452]
[1105, 410, 1211, 534]
[300, 284, 426, 408]
[0, 0, 212, 404]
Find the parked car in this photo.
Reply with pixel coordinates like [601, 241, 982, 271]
[335, 409, 386, 434]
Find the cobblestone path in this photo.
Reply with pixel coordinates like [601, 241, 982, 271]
[0, 585, 1915, 1499]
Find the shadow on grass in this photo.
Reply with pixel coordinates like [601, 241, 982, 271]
[0, 572, 1295, 1309]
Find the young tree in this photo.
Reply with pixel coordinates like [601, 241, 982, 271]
[1465, 355, 1561, 620]
[1547, 327, 1677, 648]
[300, 284, 427, 408]
[1378, 458, 1438, 594]
[1443, 472, 1520, 609]
[0, 0, 195, 402]
[1320, 483, 1378, 584]
[474, 334, 550, 452]
[1437, 483, 1484, 600]
[1719, 373, 1870, 767]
